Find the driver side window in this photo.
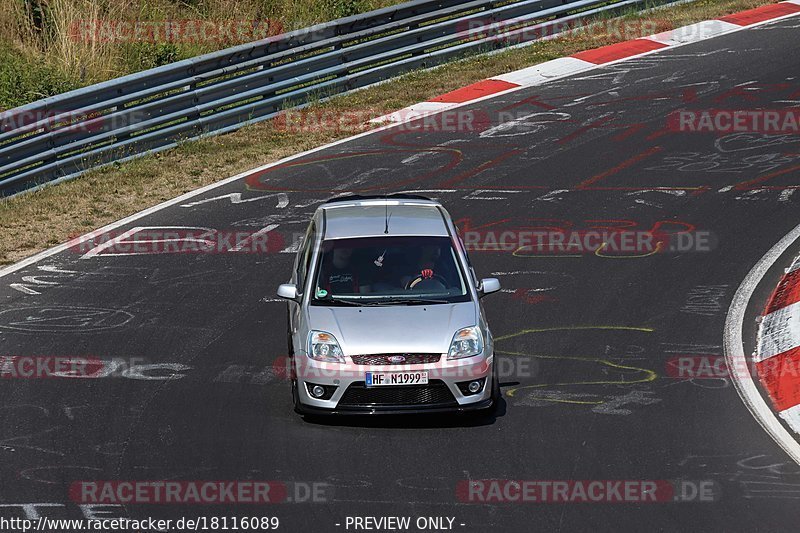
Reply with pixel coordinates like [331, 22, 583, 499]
[458, 235, 479, 288]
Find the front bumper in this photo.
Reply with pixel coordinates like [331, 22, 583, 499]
[293, 352, 494, 415]
[296, 397, 494, 416]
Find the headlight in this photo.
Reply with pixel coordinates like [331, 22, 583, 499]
[308, 331, 345, 363]
[448, 326, 483, 359]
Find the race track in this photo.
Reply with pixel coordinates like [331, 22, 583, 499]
[2, 15, 800, 532]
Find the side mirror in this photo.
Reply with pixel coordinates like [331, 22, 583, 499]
[479, 278, 500, 297]
[277, 283, 299, 300]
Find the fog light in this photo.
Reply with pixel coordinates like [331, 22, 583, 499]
[311, 385, 326, 398]
[468, 380, 482, 393]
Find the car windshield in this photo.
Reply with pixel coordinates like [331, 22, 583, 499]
[311, 235, 470, 305]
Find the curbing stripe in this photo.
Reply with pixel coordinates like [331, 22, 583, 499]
[646, 20, 741, 45]
[429, 79, 520, 104]
[756, 345, 800, 411]
[570, 38, 668, 64]
[765, 268, 800, 314]
[374, 101, 456, 124]
[492, 57, 596, 86]
[780, 404, 800, 435]
[756, 251, 800, 440]
[719, 2, 800, 25]
[756, 301, 800, 362]
[725, 226, 800, 468]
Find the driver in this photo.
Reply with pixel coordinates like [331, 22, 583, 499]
[401, 244, 447, 290]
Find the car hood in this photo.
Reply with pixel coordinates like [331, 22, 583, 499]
[306, 302, 477, 355]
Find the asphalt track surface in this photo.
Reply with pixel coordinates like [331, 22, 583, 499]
[2, 16, 800, 533]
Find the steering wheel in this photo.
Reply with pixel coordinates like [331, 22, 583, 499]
[405, 271, 449, 290]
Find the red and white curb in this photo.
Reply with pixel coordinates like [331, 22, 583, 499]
[725, 226, 800, 466]
[756, 255, 800, 435]
[373, 0, 800, 124]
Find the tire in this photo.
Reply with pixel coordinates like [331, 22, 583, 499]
[490, 360, 501, 405]
[287, 309, 302, 413]
[292, 377, 302, 414]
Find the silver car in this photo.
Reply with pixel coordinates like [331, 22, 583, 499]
[277, 194, 501, 415]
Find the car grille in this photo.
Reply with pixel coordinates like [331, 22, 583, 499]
[338, 380, 456, 408]
[350, 353, 441, 365]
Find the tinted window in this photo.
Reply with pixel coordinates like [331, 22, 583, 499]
[311, 236, 469, 305]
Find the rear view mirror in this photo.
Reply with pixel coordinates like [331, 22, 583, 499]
[479, 278, 500, 297]
[277, 283, 298, 300]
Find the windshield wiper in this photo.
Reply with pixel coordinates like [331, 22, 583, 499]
[317, 297, 450, 306]
[369, 298, 450, 305]
[317, 298, 369, 307]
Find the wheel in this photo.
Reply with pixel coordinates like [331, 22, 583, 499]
[287, 308, 302, 413]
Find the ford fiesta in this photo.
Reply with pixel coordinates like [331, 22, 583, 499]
[277, 194, 501, 415]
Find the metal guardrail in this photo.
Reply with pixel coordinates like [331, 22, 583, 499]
[0, 0, 674, 197]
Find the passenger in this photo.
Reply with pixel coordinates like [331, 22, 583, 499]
[319, 247, 371, 295]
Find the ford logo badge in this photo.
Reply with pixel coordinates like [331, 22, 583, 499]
[388, 355, 406, 364]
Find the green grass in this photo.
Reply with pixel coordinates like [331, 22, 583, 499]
[0, 44, 79, 109]
[0, 0, 402, 110]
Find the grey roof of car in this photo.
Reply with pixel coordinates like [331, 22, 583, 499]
[320, 199, 449, 239]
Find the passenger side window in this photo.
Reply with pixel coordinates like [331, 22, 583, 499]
[296, 222, 316, 292]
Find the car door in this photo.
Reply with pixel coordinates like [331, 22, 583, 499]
[289, 220, 316, 343]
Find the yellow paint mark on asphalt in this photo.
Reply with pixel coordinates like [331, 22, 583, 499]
[495, 325, 654, 343]
[511, 240, 665, 259]
[594, 240, 664, 259]
[495, 326, 657, 403]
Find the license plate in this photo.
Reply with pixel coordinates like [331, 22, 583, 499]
[365, 371, 428, 387]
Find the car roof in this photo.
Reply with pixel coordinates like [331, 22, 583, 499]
[318, 196, 450, 239]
